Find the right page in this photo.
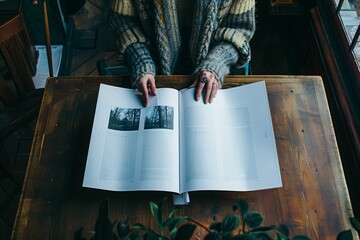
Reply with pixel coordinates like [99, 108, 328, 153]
[179, 81, 282, 193]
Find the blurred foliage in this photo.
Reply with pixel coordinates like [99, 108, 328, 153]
[75, 198, 359, 240]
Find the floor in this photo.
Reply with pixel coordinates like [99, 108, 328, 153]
[0, 1, 308, 239]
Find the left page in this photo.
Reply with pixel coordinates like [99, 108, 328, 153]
[83, 84, 180, 193]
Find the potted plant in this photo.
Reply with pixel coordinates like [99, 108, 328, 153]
[75, 198, 360, 240]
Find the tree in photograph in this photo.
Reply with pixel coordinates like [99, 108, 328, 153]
[108, 107, 140, 130]
[145, 106, 174, 129]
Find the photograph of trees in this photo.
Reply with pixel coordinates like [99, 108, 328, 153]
[108, 107, 141, 131]
[145, 106, 174, 130]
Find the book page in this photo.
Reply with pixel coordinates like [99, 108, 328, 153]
[179, 81, 282, 193]
[83, 84, 180, 193]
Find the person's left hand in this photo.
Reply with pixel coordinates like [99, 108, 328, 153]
[189, 71, 219, 104]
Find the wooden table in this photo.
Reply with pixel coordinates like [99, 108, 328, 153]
[12, 75, 357, 239]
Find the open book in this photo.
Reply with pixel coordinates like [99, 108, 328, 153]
[83, 81, 282, 195]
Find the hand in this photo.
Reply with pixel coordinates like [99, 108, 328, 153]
[134, 74, 157, 107]
[189, 71, 219, 104]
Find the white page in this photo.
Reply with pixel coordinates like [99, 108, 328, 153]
[32, 45, 63, 89]
[83, 84, 180, 193]
[179, 81, 282, 193]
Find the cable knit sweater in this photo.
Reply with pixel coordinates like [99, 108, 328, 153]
[108, 0, 256, 85]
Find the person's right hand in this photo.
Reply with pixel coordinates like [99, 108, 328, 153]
[133, 74, 157, 107]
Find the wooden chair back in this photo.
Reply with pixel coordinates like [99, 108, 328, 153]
[0, 12, 41, 185]
[0, 12, 38, 111]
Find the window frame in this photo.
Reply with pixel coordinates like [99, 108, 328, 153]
[323, 0, 360, 78]
[334, 0, 360, 69]
[313, 0, 360, 218]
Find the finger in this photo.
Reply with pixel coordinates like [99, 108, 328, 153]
[195, 79, 206, 101]
[148, 79, 157, 96]
[204, 77, 215, 104]
[204, 84, 212, 104]
[209, 81, 219, 103]
[140, 81, 149, 107]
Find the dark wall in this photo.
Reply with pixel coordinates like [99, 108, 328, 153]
[22, 0, 85, 45]
[22, 0, 64, 45]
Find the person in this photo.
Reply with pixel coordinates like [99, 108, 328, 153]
[108, 0, 255, 106]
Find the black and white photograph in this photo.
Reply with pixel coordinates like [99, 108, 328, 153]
[108, 107, 141, 131]
[144, 106, 174, 130]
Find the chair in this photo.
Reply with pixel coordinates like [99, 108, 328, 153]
[0, 12, 42, 186]
[43, 0, 93, 76]
[96, 59, 251, 76]
[230, 62, 252, 75]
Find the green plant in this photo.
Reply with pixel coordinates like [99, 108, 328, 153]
[337, 217, 360, 240]
[75, 198, 359, 240]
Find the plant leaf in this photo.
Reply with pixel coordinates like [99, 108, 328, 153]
[233, 235, 257, 240]
[170, 227, 178, 240]
[117, 222, 130, 239]
[244, 211, 264, 229]
[163, 217, 176, 228]
[204, 232, 221, 240]
[127, 231, 145, 240]
[336, 230, 353, 240]
[276, 233, 287, 240]
[158, 198, 167, 225]
[144, 229, 160, 240]
[278, 224, 289, 237]
[253, 233, 273, 240]
[74, 227, 87, 240]
[94, 199, 115, 240]
[130, 223, 146, 231]
[150, 201, 161, 227]
[248, 226, 277, 233]
[222, 214, 240, 233]
[169, 209, 180, 218]
[142, 228, 168, 240]
[292, 235, 312, 240]
[350, 217, 360, 231]
[209, 222, 222, 232]
[174, 224, 196, 240]
[163, 216, 187, 231]
[233, 199, 249, 217]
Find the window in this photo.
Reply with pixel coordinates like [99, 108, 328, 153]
[333, 0, 360, 68]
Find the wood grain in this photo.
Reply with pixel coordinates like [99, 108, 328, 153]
[12, 75, 358, 239]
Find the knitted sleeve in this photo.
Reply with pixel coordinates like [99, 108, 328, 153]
[194, 42, 239, 86]
[108, 0, 156, 84]
[108, 0, 149, 62]
[214, 0, 256, 65]
[124, 43, 157, 85]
